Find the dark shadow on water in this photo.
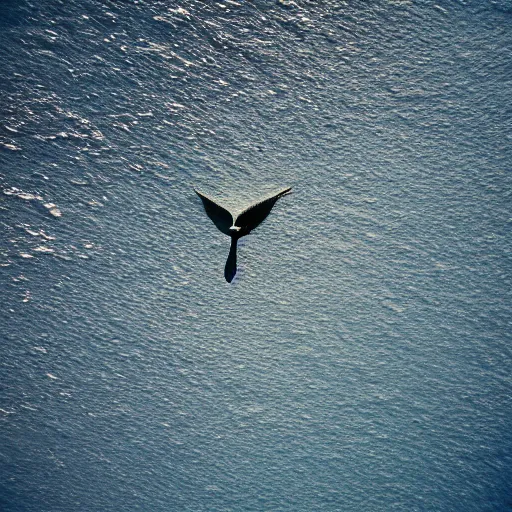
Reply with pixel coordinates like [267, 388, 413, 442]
[224, 237, 238, 283]
[196, 187, 292, 283]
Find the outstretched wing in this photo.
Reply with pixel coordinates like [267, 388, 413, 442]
[234, 187, 292, 233]
[195, 189, 234, 236]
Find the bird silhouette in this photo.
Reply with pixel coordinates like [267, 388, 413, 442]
[195, 187, 292, 282]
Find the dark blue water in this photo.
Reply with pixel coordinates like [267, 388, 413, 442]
[1, 1, 511, 511]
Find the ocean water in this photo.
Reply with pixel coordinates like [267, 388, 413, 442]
[1, 1, 511, 511]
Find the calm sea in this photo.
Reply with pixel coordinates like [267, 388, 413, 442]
[1, 1, 511, 510]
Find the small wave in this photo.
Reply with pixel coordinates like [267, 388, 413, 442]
[3, 187, 63, 218]
[1, 142, 21, 151]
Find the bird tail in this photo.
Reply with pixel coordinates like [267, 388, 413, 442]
[225, 237, 237, 283]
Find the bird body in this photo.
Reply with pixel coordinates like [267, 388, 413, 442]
[195, 187, 292, 282]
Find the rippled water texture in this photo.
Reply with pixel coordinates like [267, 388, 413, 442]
[1, 1, 511, 511]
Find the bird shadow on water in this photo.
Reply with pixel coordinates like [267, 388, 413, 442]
[226, 265, 245, 286]
[196, 187, 292, 283]
[224, 237, 238, 283]
[224, 238, 249, 285]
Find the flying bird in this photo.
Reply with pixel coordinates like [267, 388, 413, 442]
[195, 187, 292, 282]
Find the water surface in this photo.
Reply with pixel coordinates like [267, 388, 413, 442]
[1, 1, 511, 510]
